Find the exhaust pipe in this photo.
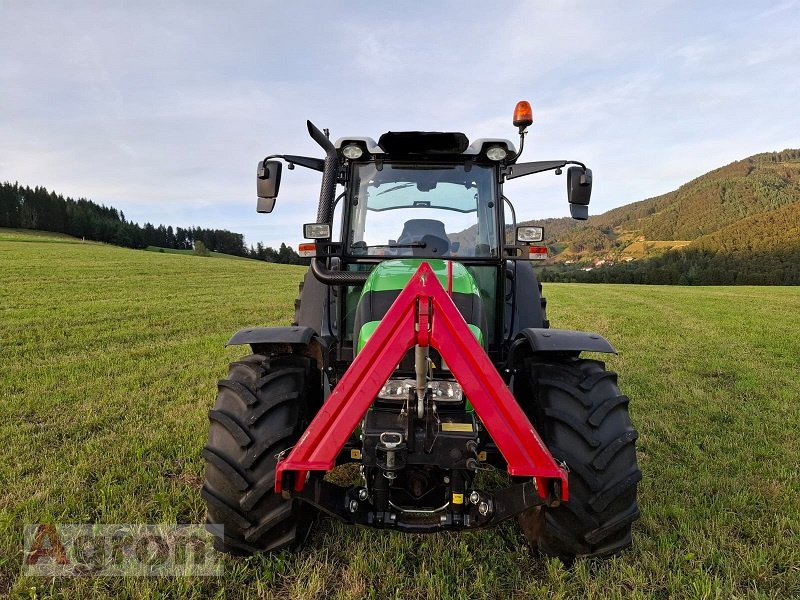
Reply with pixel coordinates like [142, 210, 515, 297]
[307, 120, 337, 224]
[307, 120, 369, 286]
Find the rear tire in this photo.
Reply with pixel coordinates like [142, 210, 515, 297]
[514, 357, 641, 559]
[202, 354, 321, 555]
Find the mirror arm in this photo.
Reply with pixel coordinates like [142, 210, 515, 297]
[503, 159, 587, 180]
[283, 154, 325, 172]
[261, 154, 325, 173]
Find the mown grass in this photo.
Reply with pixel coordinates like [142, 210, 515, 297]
[144, 246, 257, 261]
[1, 230, 798, 599]
[0, 228, 102, 244]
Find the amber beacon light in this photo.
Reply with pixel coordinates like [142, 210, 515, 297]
[513, 100, 534, 130]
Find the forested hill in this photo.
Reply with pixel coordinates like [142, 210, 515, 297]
[589, 148, 800, 239]
[0, 181, 309, 264]
[0, 181, 247, 254]
[528, 149, 800, 285]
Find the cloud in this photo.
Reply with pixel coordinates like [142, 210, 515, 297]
[1, 2, 799, 248]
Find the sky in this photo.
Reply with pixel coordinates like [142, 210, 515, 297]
[1, 1, 799, 249]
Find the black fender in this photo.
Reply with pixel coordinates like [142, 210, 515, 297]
[227, 326, 317, 347]
[517, 328, 616, 354]
[503, 328, 616, 378]
[227, 326, 329, 371]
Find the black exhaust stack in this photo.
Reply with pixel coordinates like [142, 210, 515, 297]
[307, 120, 369, 286]
[307, 120, 337, 225]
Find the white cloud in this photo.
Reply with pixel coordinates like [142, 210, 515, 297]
[1, 1, 799, 248]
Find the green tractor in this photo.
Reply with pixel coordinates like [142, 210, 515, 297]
[202, 101, 640, 560]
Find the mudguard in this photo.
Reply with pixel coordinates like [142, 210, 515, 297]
[518, 328, 616, 354]
[226, 326, 317, 347]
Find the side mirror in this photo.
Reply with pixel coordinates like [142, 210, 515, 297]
[567, 166, 592, 205]
[567, 166, 592, 221]
[257, 160, 282, 213]
[257, 196, 276, 214]
[569, 204, 589, 220]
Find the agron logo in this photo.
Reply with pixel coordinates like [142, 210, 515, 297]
[24, 524, 221, 576]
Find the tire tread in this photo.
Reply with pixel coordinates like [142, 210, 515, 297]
[515, 356, 641, 559]
[203, 354, 319, 555]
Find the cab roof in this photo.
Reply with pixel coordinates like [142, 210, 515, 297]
[334, 132, 517, 158]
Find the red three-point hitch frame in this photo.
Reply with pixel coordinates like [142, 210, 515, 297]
[275, 261, 569, 500]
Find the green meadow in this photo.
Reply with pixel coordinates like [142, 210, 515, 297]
[1, 229, 798, 599]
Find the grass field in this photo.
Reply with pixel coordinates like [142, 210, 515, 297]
[144, 246, 257, 261]
[0, 229, 102, 244]
[1, 230, 799, 599]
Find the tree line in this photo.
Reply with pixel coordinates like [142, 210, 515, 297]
[538, 247, 800, 285]
[0, 182, 308, 265]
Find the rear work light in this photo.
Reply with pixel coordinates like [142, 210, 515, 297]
[342, 143, 363, 159]
[303, 223, 331, 239]
[517, 226, 544, 243]
[485, 145, 508, 161]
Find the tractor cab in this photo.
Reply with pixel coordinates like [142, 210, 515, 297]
[339, 147, 502, 355]
[261, 106, 593, 365]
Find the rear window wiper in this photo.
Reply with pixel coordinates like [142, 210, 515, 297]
[374, 183, 414, 196]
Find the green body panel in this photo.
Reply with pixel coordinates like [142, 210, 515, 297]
[356, 259, 484, 414]
[357, 321, 484, 352]
[357, 259, 483, 351]
[360, 259, 481, 296]
[357, 319, 481, 413]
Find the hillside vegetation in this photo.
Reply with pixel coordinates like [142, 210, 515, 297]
[592, 149, 800, 239]
[530, 149, 800, 284]
[2, 231, 799, 598]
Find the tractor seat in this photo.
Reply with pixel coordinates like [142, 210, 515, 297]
[397, 219, 450, 256]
